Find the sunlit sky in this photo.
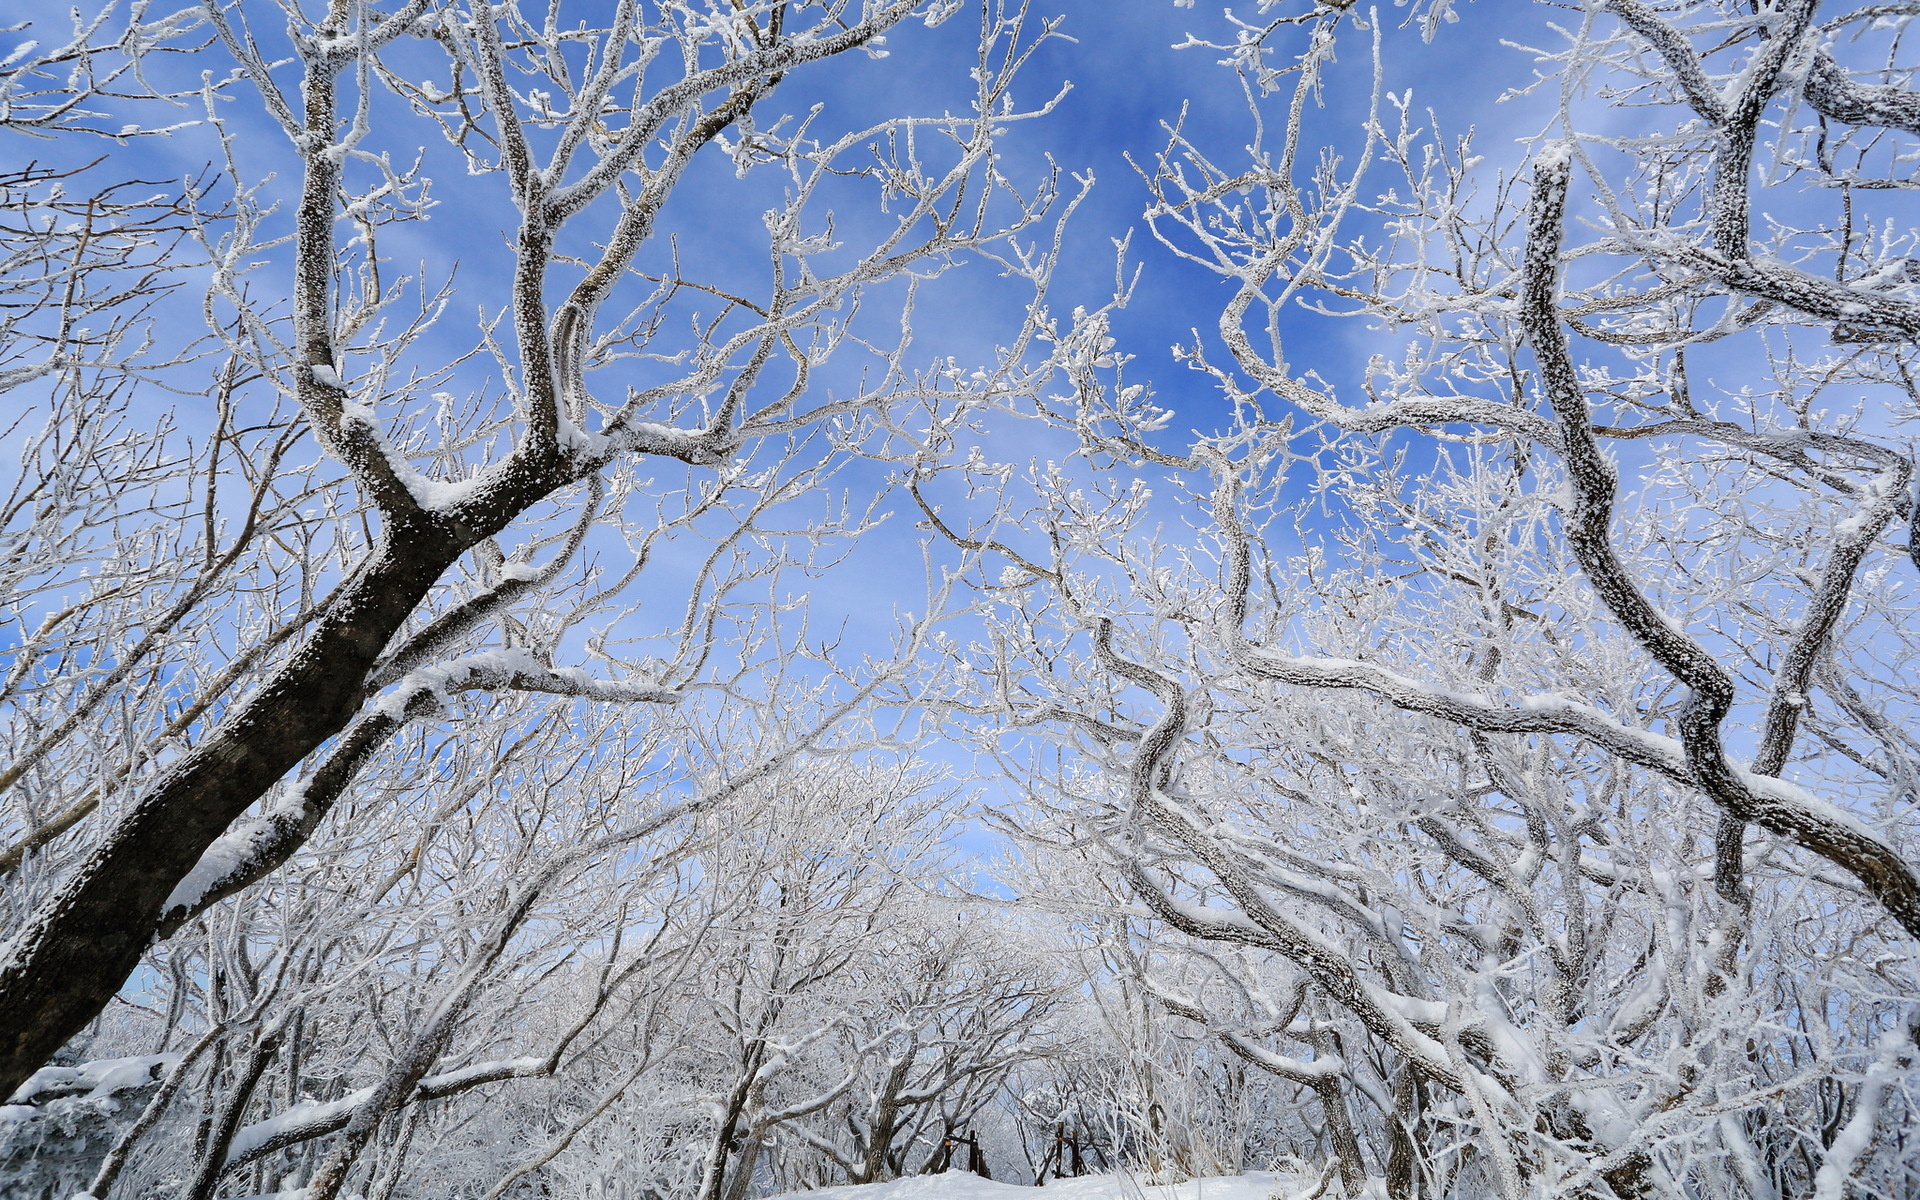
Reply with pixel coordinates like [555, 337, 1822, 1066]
[45, 0, 1560, 436]
[5, 0, 1672, 833]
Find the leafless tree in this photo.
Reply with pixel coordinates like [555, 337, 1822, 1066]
[0, 0, 1070, 1101]
[940, 0, 1920, 1196]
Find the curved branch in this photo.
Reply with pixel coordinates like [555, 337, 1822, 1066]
[1521, 145, 1920, 939]
[157, 649, 680, 937]
[1804, 47, 1920, 135]
[1605, 0, 1727, 124]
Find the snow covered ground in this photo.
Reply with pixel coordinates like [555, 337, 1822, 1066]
[194, 1174, 1307, 1200]
[767, 1172, 1300, 1200]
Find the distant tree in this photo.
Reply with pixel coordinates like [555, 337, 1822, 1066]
[792, 907, 1066, 1187]
[677, 763, 955, 1200]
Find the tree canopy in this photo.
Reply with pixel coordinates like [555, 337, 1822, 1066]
[2, 1, 1918, 1197]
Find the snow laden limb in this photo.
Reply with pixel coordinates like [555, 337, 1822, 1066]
[1630, 243, 1920, 342]
[1803, 44, 1920, 135]
[1519, 146, 1920, 940]
[155, 645, 679, 937]
[1225, 646, 1899, 867]
[220, 1056, 554, 1174]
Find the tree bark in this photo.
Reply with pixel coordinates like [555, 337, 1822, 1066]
[0, 529, 464, 1094]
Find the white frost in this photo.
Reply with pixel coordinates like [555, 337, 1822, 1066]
[5, 1054, 177, 1107]
[164, 805, 300, 919]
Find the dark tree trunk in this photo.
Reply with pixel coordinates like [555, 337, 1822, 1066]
[0, 532, 462, 1094]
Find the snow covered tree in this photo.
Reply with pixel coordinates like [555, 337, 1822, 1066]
[11, 0, 1920, 1195]
[937, 0, 1920, 1196]
[783, 906, 1066, 1187]
[0, 0, 1068, 1099]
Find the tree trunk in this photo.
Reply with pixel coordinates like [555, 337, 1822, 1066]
[1385, 1068, 1425, 1200]
[697, 1040, 767, 1200]
[857, 1057, 913, 1184]
[0, 533, 464, 1094]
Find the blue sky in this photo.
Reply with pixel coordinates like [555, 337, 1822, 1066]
[0, 0, 1587, 823]
[0, 0, 1583, 767]
[8, 0, 1560, 428]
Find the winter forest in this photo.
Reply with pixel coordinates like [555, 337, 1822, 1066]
[2, 0, 1919, 1196]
